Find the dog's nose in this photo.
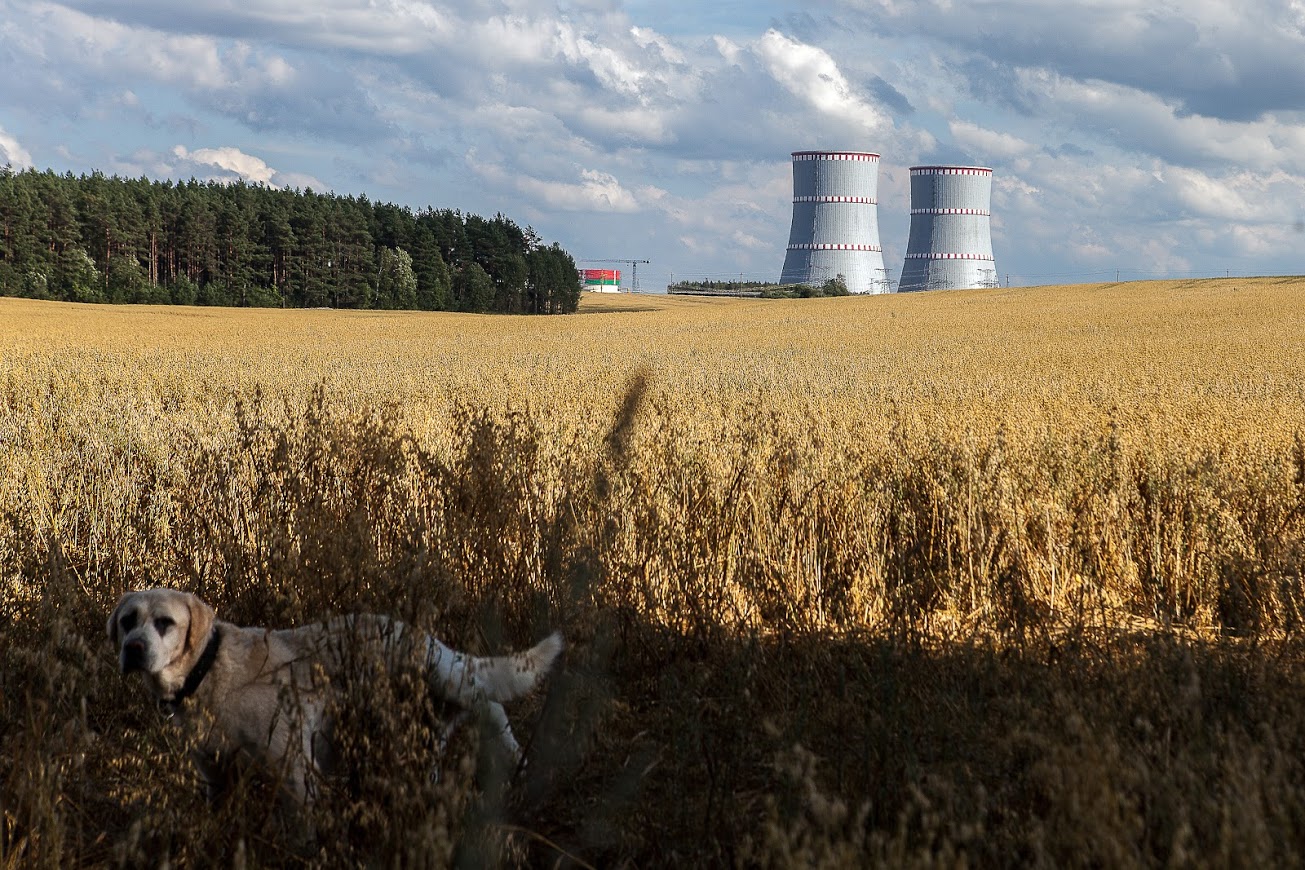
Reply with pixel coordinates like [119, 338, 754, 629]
[122, 640, 146, 673]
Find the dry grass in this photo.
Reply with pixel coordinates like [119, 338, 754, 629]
[3, 278, 1305, 866]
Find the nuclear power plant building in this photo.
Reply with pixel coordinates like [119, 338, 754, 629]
[779, 151, 889, 294]
[898, 166, 998, 292]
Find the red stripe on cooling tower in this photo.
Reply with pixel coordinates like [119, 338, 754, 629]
[794, 196, 878, 204]
[904, 253, 995, 260]
[910, 166, 993, 175]
[788, 243, 883, 252]
[910, 208, 990, 215]
[792, 151, 880, 161]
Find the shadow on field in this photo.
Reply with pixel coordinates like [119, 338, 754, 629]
[5, 559, 1305, 867]
[5, 374, 1305, 866]
[531, 616, 1305, 868]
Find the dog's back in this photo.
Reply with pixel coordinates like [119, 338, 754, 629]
[273, 615, 563, 705]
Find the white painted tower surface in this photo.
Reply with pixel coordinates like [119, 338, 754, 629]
[898, 166, 998, 292]
[779, 151, 889, 294]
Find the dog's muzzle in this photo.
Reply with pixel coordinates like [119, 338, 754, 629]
[121, 640, 147, 674]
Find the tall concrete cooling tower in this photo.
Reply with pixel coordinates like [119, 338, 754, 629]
[779, 150, 888, 294]
[898, 165, 998, 293]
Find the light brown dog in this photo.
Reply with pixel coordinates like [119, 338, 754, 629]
[108, 588, 562, 806]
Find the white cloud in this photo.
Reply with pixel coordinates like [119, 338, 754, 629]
[165, 144, 327, 190]
[631, 26, 686, 66]
[1165, 166, 1305, 225]
[28, 4, 289, 94]
[1164, 167, 1258, 222]
[948, 120, 1032, 160]
[713, 36, 743, 66]
[7, 0, 1305, 287]
[1022, 71, 1305, 175]
[55, 0, 454, 55]
[572, 105, 674, 146]
[525, 169, 641, 213]
[471, 157, 643, 212]
[1230, 223, 1291, 257]
[636, 161, 791, 273]
[844, 0, 1305, 121]
[754, 30, 890, 134]
[173, 145, 277, 185]
[3, 2, 384, 143]
[0, 126, 33, 169]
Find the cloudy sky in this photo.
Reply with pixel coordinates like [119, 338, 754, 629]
[2, 0, 1303, 290]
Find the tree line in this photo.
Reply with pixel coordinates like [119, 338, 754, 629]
[760, 275, 850, 298]
[667, 275, 850, 298]
[0, 167, 582, 314]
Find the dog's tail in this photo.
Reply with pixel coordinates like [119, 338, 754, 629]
[426, 632, 563, 706]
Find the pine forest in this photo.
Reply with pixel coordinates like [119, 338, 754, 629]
[0, 167, 582, 314]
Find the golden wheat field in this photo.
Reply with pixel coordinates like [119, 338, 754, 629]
[3, 278, 1305, 867]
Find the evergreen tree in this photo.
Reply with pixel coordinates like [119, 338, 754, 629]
[177, 184, 218, 288]
[0, 166, 42, 290]
[526, 244, 582, 314]
[410, 224, 450, 311]
[216, 184, 259, 305]
[262, 197, 296, 306]
[325, 199, 374, 308]
[0, 168, 580, 314]
[453, 262, 494, 312]
[36, 173, 83, 298]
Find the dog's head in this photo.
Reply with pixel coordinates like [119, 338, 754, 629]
[107, 588, 216, 695]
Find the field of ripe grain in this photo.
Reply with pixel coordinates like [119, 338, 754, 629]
[3, 278, 1305, 866]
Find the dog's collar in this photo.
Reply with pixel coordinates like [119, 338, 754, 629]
[159, 629, 221, 719]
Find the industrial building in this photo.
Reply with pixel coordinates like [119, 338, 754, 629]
[778, 151, 890, 295]
[897, 165, 999, 292]
[580, 268, 622, 293]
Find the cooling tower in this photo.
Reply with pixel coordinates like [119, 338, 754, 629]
[779, 151, 889, 295]
[898, 166, 998, 293]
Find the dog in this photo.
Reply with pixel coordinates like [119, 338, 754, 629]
[107, 588, 562, 808]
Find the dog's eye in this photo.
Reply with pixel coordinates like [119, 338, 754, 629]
[119, 613, 138, 633]
[154, 617, 175, 634]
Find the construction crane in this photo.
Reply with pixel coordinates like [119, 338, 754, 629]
[580, 258, 651, 292]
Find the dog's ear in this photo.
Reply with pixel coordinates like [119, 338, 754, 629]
[183, 593, 217, 657]
[106, 593, 132, 647]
